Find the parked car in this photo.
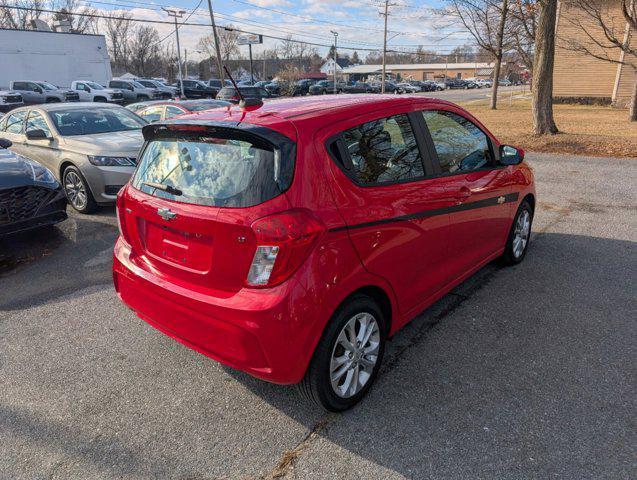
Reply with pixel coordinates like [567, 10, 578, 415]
[444, 78, 470, 89]
[108, 79, 163, 103]
[0, 103, 146, 213]
[10, 80, 80, 104]
[135, 99, 231, 123]
[206, 79, 233, 90]
[396, 82, 420, 93]
[0, 90, 24, 112]
[263, 81, 282, 96]
[173, 80, 218, 99]
[70, 81, 124, 103]
[125, 100, 165, 113]
[339, 82, 374, 94]
[292, 79, 318, 96]
[216, 86, 275, 103]
[369, 81, 402, 93]
[135, 79, 176, 99]
[0, 137, 67, 235]
[499, 79, 513, 87]
[113, 95, 535, 411]
[309, 80, 337, 95]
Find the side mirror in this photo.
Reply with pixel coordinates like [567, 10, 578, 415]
[86, 87, 91, 93]
[26, 129, 50, 140]
[0, 138, 12, 148]
[500, 145, 524, 165]
[34, 87, 43, 93]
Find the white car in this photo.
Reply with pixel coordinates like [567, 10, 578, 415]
[396, 82, 420, 93]
[70, 81, 124, 103]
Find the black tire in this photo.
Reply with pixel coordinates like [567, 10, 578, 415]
[137, 95, 149, 101]
[93, 97, 107, 102]
[500, 200, 533, 266]
[62, 165, 97, 214]
[46, 97, 61, 103]
[298, 294, 387, 412]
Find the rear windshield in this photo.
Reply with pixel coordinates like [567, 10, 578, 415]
[132, 133, 292, 208]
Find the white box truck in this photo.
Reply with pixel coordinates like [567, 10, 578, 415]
[0, 28, 113, 89]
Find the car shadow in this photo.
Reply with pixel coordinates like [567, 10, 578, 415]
[222, 232, 636, 478]
[0, 206, 118, 310]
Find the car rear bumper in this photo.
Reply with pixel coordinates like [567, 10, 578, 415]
[112, 238, 320, 384]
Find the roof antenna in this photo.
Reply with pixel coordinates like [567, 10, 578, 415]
[224, 65, 262, 108]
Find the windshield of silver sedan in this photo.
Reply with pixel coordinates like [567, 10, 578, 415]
[49, 107, 147, 136]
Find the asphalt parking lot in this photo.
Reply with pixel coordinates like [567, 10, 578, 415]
[1, 152, 635, 479]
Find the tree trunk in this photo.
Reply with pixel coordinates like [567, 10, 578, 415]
[491, 53, 502, 109]
[490, 0, 509, 110]
[532, 0, 559, 135]
[630, 74, 637, 122]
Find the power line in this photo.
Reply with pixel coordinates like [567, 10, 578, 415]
[1, 4, 473, 54]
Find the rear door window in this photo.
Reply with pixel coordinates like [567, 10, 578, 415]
[340, 114, 425, 185]
[132, 132, 293, 208]
[421, 110, 493, 173]
[3, 111, 26, 134]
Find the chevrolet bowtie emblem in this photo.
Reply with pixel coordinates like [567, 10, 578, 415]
[157, 208, 177, 221]
[497, 196, 506, 204]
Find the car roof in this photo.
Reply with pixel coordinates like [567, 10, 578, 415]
[168, 94, 453, 140]
[14, 102, 127, 113]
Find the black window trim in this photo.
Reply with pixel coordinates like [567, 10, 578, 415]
[417, 107, 505, 179]
[325, 111, 436, 189]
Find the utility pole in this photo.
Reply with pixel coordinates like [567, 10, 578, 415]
[380, 1, 396, 94]
[248, 43, 254, 84]
[162, 7, 186, 98]
[330, 30, 338, 94]
[184, 48, 188, 78]
[206, 0, 224, 82]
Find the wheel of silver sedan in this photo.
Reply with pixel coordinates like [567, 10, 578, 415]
[330, 312, 381, 398]
[64, 170, 88, 211]
[512, 209, 531, 258]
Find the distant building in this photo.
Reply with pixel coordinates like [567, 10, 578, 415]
[0, 28, 112, 87]
[321, 58, 351, 77]
[553, 0, 636, 107]
[341, 62, 501, 82]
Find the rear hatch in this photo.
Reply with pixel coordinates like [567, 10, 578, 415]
[118, 122, 297, 293]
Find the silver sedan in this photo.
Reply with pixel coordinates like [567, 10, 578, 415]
[0, 102, 147, 213]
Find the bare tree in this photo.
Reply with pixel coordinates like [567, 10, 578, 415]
[561, 0, 637, 121]
[508, 0, 538, 75]
[104, 11, 133, 73]
[52, 0, 96, 33]
[129, 25, 161, 77]
[532, 0, 559, 134]
[198, 23, 240, 75]
[442, 0, 512, 109]
[277, 35, 296, 60]
[0, 0, 45, 29]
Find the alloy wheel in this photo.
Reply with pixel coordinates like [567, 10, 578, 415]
[64, 170, 88, 211]
[512, 209, 531, 258]
[330, 312, 381, 398]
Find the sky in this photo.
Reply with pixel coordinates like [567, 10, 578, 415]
[88, 0, 467, 62]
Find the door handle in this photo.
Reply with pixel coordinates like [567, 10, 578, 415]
[455, 186, 472, 204]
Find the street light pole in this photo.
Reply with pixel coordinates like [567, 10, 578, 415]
[162, 7, 186, 99]
[381, 1, 393, 94]
[330, 30, 338, 94]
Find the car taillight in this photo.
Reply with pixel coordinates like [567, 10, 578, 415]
[246, 209, 325, 288]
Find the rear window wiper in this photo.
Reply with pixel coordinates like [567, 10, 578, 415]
[142, 181, 183, 196]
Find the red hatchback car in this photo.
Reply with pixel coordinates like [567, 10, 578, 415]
[113, 95, 535, 411]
